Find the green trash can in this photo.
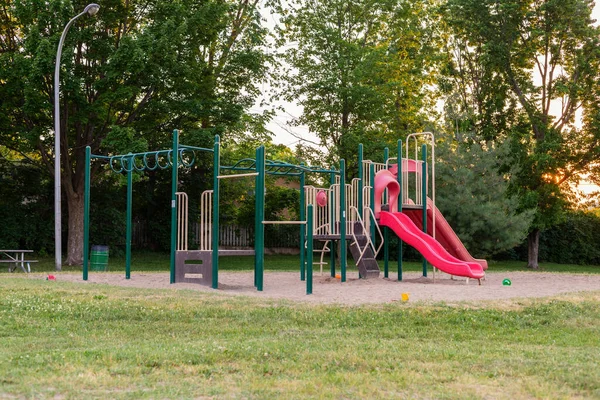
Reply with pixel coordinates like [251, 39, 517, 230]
[90, 245, 109, 271]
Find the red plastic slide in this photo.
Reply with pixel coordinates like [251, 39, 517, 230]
[403, 198, 488, 271]
[379, 211, 485, 280]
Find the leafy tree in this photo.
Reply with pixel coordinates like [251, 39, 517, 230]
[0, 155, 53, 252]
[0, 0, 273, 266]
[220, 140, 305, 226]
[537, 210, 600, 264]
[436, 137, 534, 258]
[443, 0, 600, 268]
[275, 0, 438, 173]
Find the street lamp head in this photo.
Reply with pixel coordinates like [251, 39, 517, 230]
[84, 3, 100, 16]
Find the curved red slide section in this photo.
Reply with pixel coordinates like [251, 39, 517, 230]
[379, 211, 485, 279]
[373, 169, 400, 217]
[404, 198, 488, 271]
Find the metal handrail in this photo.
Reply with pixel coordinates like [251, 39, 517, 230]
[176, 192, 188, 251]
[363, 206, 384, 259]
[348, 206, 383, 265]
[199, 190, 213, 251]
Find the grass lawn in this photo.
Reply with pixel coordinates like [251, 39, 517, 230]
[1, 273, 599, 399]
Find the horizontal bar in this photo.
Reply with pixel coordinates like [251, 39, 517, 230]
[217, 173, 259, 179]
[179, 145, 214, 152]
[262, 221, 306, 225]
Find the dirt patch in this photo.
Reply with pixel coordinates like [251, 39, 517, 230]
[32, 270, 600, 306]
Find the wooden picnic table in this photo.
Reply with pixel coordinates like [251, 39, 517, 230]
[0, 250, 37, 273]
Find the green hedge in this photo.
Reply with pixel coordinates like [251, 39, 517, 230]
[502, 210, 600, 265]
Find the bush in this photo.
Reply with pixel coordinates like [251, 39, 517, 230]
[502, 210, 600, 265]
[539, 210, 600, 264]
[0, 160, 54, 252]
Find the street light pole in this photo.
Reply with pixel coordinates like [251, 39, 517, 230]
[54, 3, 100, 271]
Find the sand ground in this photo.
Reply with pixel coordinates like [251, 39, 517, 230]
[33, 270, 600, 306]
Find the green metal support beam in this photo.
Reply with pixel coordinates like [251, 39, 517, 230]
[212, 136, 220, 289]
[170, 130, 179, 284]
[83, 146, 91, 281]
[254, 146, 266, 291]
[397, 140, 403, 281]
[299, 168, 306, 281]
[340, 159, 347, 283]
[126, 156, 132, 280]
[383, 147, 389, 278]
[422, 144, 428, 277]
[306, 204, 313, 295]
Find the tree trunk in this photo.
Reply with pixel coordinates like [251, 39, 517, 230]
[65, 191, 85, 266]
[527, 229, 540, 269]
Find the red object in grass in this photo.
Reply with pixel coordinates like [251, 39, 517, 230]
[47, 275, 56, 281]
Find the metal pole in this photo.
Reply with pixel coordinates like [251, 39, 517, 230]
[383, 147, 389, 278]
[397, 140, 403, 281]
[255, 146, 266, 291]
[369, 163, 375, 247]
[306, 205, 313, 295]
[170, 130, 179, 284]
[83, 146, 91, 280]
[54, 3, 100, 271]
[126, 156, 133, 280]
[212, 136, 220, 289]
[330, 171, 336, 277]
[299, 168, 306, 281]
[422, 144, 428, 277]
[340, 159, 346, 283]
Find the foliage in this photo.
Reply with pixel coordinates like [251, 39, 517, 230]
[1, 279, 600, 398]
[0, 157, 53, 252]
[507, 210, 600, 265]
[275, 0, 439, 172]
[236, 185, 300, 226]
[0, 0, 274, 264]
[442, 0, 600, 267]
[435, 138, 534, 258]
[87, 175, 127, 256]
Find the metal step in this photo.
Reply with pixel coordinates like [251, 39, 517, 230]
[360, 258, 381, 278]
[349, 238, 380, 279]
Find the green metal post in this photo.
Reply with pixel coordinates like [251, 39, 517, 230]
[83, 146, 91, 281]
[254, 146, 265, 291]
[383, 147, 389, 278]
[253, 146, 259, 287]
[358, 143, 364, 215]
[299, 168, 306, 281]
[369, 163, 376, 247]
[212, 136, 220, 289]
[170, 130, 179, 284]
[126, 155, 132, 280]
[340, 159, 347, 282]
[330, 171, 336, 277]
[306, 204, 313, 294]
[397, 140, 403, 281]
[421, 144, 428, 277]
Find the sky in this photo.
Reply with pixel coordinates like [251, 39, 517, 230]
[258, 2, 600, 151]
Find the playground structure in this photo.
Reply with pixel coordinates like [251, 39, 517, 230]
[82, 131, 487, 293]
